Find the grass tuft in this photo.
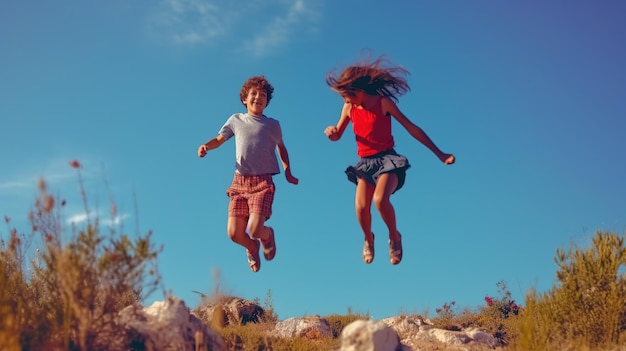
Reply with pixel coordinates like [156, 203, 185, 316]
[0, 164, 164, 350]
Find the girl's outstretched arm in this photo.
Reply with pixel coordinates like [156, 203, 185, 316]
[198, 134, 226, 157]
[382, 97, 455, 165]
[276, 142, 299, 185]
[324, 103, 351, 141]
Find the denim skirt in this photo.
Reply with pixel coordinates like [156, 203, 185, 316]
[345, 149, 411, 193]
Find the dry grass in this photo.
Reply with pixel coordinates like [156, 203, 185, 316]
[0, 162, 163, 350]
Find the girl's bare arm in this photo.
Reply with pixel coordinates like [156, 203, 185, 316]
[382, 97, 455, 164]
[324, 103, 351, 141]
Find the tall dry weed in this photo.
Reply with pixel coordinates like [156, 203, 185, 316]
[0, 161, 164, 350]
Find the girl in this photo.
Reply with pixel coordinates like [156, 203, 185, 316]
[324, 56, 454, 265]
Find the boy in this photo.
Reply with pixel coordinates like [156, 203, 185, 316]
[198, 76, 298, 272]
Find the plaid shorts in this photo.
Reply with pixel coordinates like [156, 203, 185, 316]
[226, 173, 275, 220]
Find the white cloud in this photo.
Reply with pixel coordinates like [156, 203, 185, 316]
[0, 160, 79, 195]
[239, 0, 322, 57]
[148, 0, 235, 44]
[148, 0, 321, 56]
[0, 157, 127, 231]
[67, 213, 90, 225]
[67, 211, 130, 227]
[102, 214, 130, 227]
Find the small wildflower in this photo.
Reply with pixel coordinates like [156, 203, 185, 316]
[9, 232, 21, 251]
[484, 296, 493, 307]
[69, 160, 81, 169]
[4, 215, 9, 224]
[61, 199, 66, 206]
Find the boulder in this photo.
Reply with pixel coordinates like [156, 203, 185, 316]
[274, 315, 333, 339]
[197, 296, 265, 327]
[340, 319, 401, 351]
[119, 296, 226, 351]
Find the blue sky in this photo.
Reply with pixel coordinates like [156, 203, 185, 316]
[1, 0, 625, 320]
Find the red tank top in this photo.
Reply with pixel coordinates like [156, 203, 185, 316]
[350, 98, 395, 157]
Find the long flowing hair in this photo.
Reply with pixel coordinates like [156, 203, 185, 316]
[326, 55, 410, 103]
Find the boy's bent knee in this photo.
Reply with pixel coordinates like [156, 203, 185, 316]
[248, 226, 266, 241]
[227, 229, 240, 242]
[227, 216, 248, 243]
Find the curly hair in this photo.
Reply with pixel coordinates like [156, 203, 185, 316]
[240, 75, 274, 106]
[326, 56, 410, 103]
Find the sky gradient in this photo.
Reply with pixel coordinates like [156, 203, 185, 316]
[1, 0, 625, 320]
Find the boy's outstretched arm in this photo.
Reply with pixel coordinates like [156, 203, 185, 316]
[276, 142, 299, 185]
[198, 134, 226, 158]
[382, 98, 455, 165]
[324, 103, 351, 141]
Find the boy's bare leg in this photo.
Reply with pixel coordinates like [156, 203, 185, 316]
[227, 216, 258, 252]
[247, 213, 271, 244]
[373, 173, 401, 242]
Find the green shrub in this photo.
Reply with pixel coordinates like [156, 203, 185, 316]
[432, 300, 464, 331]
[0, 162, 164, 350]
[514, 231, 626, 350]
[324, 308, 370, 337]
[476, 281, 522, 345]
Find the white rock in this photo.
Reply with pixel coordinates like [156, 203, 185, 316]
[341, 319, 400, 351]
[274, 315, 332, 339]
[119, 296, 227, 351]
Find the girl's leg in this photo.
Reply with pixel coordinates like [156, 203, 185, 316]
[227, 216, 258, 252]
[356, 178, 376, 263]
[355, 179, 375, 242]
[372, 173, 401, 242]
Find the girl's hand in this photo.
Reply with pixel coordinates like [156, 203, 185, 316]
[441, 154, 455, 165]
[324, 126, 340, 141]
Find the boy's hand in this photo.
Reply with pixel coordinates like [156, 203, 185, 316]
[285, 170, 299, 185]
[324, 126, 340, 141]
[198, 144, 209, 158]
